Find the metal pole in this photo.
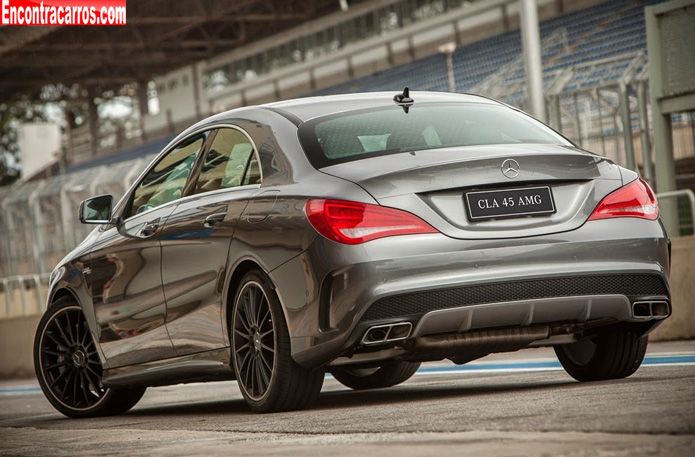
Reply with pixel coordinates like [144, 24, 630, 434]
[552, 95, 562, 132]
[613, 111, 621, 164]
[636, 81, 653, 184]
[446, 53, 456, 93]
[690, 111, 695, 163]
[28, 182, 47, 275]
[645, 4, 678, 236]
[1, 278, 9, 317]
[573, 93, 582, 147]
[438, 42, 457, 93]
[88, 91, 99, 158]
[596, 88, 606, 157]
[519, 0, 547, 122]
[619, 83, 636, 171]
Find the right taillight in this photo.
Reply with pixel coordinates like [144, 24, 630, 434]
[588, 178, 658, 221]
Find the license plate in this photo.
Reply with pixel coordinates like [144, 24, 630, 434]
[465, 186, 556, 221]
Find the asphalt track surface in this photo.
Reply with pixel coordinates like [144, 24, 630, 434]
[1, 341, 694, 456]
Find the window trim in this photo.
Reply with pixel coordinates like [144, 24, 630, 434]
[122, 130, 213, 220]
[191, 125, 263, 196]
[114, 123, 263, 223]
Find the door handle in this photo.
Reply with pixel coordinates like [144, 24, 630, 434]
[140, 220, 159, 237]
[204, 212, 227, 228]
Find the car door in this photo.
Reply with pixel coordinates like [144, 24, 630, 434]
[88, 132, 209, 368]
[160, 126, 263, 355]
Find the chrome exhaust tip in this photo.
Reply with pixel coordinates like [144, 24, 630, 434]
[632, 301, 670, 319]
[361, 322, 413, 346]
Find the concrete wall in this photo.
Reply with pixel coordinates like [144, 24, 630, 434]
[1, 236, 693, 379]
[0, 315, 39, 379]
[651, 236, 695, 341]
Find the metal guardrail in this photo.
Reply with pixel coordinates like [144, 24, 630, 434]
[657, 189, 695, 236]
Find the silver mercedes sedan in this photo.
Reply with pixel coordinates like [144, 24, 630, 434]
[34, 90, 671, 417]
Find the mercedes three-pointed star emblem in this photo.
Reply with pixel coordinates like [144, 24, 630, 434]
[501, 159, 520, 178]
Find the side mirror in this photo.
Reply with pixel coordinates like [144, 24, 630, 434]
[79, 195, 114, 224]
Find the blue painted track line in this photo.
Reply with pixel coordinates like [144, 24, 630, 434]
[415, 354, 695, 375]
[1, 355, 694, 396]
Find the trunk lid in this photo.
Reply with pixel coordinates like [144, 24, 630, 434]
[319, 144, 622, 239]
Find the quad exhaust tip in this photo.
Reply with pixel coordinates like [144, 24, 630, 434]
[362, 322, 413, 346]
[632, 301, 670, 319]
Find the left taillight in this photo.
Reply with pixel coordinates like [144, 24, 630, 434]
[305, 199, 437, 245]
[588, 178, 659, 221]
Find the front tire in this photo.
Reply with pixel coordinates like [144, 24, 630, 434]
[331, 361, 421, 390]
[34, 297, 146, 418]
[554, 329, 648, 382]
[231, 270, 324, 412]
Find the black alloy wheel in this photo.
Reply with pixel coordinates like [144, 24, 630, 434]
[34, 297, 145, 418]
[231, 270, 324, 412]
[232, 280, 276, 400]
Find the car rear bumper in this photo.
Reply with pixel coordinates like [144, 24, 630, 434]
[269, 217, 670, 368]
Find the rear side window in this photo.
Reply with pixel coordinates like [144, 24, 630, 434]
[298, 103, 571, 168]
[194, 128, 260, 194]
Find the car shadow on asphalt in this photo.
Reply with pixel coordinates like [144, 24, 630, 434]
[118, 377, 581, 418]
[23, 373, 664, 424]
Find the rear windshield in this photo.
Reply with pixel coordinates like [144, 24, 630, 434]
[297, 103, 572, 169]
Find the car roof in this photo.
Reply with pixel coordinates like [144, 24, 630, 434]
[261, 91, 499, 122]
[177, 91, 500, 145]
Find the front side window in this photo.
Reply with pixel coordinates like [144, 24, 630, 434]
[127, 132, 207, 218]
[298, 103, 573, 169]
[194, 128, 260, 194]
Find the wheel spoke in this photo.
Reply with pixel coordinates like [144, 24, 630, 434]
[73, 313, 83, 346]
[238, 350, 252, 372]
[247, 288, 257, 327]
[237, 311, 252, 333]
[256, 359, 266, 395]
[245, 359, 255, 395]
[49, 366, 70, 388]
[43, 360, 69, 371]
[52, 323, 72, 348]
[234, 328, 252, 341]
[63, 369, 77, 403]
[85, 366, 101, 386]
[260, 354, 273, 385]
[256, 295, 265, 327]
[84, 370, 103, 398]
[80, 322, 90, 346]
[259, 307, 271, 329]
[260, 342, 275, 353]
[235, 342, 250, 354]
[64, 311, 76, 345]
[79, 372, 92, 405]
[42, 348, 67, 358]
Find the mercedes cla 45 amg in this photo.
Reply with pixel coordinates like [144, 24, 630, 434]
[34, 91, 671, 416]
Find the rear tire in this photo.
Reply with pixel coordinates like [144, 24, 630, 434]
[331, 361, 421, 390]
[34, 297, 146, 418]
[554, 329, 648, 382]
[231, 270, 324, 412]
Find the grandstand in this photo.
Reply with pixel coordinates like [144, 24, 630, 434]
[1, 0, 694, 317]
